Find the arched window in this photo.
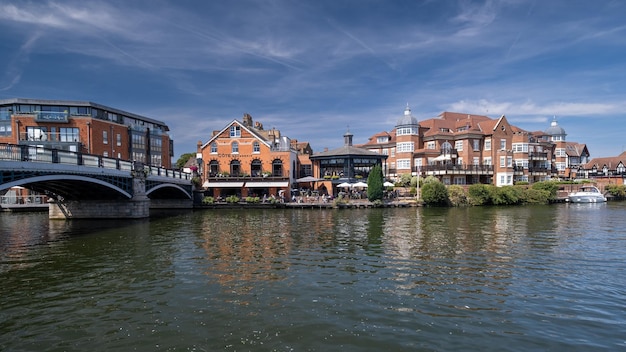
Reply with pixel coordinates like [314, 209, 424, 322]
[251, 159, 262, 177]
[253, 141, 260, 153]
[230, 160, 241, 176]
[231, 142, 239, 154]
[210, 142, 217, 153]
[441, 141, 453, 154]
[272, 159, 283, 177]
[208, 160, 219, 177]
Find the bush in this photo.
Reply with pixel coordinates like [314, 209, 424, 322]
[490, 186, 523, 205]
[522, 188, 551, 204]
[605, 184, 626, 198]
[202, 196, 215, 204]
[468, 184, 492, 205]
[399, 173, 412, 187]
[421, 178, 449, 206]
[447, 185, 468, 206]
[245, 196, 260, 203]
[531, 181, 559, 200]
[225, 195, 240, 203]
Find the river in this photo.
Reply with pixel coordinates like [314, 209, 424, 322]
[1, 203, 625, 351]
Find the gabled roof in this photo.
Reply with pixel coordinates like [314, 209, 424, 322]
[201, 119, 272, 149]
[565, 142, 589, 157]
[359, 130, 395, 146]
[584, 151, 626, 169]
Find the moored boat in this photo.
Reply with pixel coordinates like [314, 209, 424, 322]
[567, 186, 607, 203]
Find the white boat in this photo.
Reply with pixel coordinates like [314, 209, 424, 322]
[567, 186, 607, 203]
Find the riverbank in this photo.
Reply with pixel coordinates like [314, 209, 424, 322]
[195, 198, 419, 209]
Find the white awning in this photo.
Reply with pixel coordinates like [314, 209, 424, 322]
[202, 181, 245, 188]
[432, 154, 451, 161]
[245, 181, 289, 188]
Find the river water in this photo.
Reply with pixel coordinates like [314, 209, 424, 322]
[1, 203, 625, 351]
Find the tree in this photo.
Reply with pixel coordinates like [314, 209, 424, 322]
[399, 173, 412, 187]
[367, 164, 384, 201]
[175, 153, 196, 170]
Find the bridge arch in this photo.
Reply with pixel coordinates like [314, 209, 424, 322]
[0, 174, 132, 200]
[146, 183, 192, 199]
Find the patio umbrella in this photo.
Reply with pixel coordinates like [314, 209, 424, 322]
[352, 181, 368, 188]
[383, 181, 395, 187]
[337, 182, 352, 188]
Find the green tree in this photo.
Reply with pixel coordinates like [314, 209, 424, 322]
[421, 177, 449, 206]
[175, 153, 196, 170]
[367, 164, 384, 201]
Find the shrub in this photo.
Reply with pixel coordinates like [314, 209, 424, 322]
[421, 178, 449, 206]
[605, 184, 626, 198]
[531, 181, 559, 200]
[447, 185, 468, 206]
[399, 173, 412, 187]
[245, 196, 260, 203]
[202, 196, 215, 204]
[225, 195, 240, 203]
[468, 184, 492, 205]
[522, 188, 551, 204]
[490, 186, 523, 205]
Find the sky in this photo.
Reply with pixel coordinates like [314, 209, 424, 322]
[0, 0, 625, 160]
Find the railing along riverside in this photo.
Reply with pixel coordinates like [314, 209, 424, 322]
[0, 143, 190, 180]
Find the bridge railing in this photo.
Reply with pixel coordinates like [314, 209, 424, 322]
[0, 143, 190, 180]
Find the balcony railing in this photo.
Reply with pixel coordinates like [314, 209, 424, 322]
[421, 164, 494, 173]
[19, 132, 81, 143]
[528, 152, 548, 160]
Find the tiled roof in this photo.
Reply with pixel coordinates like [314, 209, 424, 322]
[584, 151, 626, 169]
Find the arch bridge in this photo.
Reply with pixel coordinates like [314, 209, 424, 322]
[0, 144, 194, 218]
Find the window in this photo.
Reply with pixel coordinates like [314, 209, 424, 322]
[231, 142, 239, 154]
[390, 148, 395, 157]
[396, 127, 417, 136]
[426, 141, 436, 150]
[377, 136, 389, 143]
[485, 139, 491, 151]
[103, 130, 108, 144]
[555, 148, 566, 157]
[455, 140, 463, 151]
[397, 142, 414, 152]
[59, 127, 79, 142]
[500, 139, 506, 150]
[230, 125, 241, 137]
[512, 143, 528, 153]
[473, 157, 479, 165]
[473, 140, 480, 151]
[397, 159, 411, 169]
[27, 127, 48, 141]
[253, 141, 260, 153]
[484, 157, 492, 165]
[500, 156, 506, 167]
[453, 176, 465, 185]
[210, 142, 217, 153]
[117, 133, 122, 147]
[507, 156, 513, 167]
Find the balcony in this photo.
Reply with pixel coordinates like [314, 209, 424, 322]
[529, 152, 548, 160]
[19, 132, 81, 143]
[422, 164, 494, 175]
[528, 167, 549, 175]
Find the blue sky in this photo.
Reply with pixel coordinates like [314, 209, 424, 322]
[1, 0, 625, 159]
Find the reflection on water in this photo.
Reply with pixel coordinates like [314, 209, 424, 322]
[1, 204, 625, 351]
